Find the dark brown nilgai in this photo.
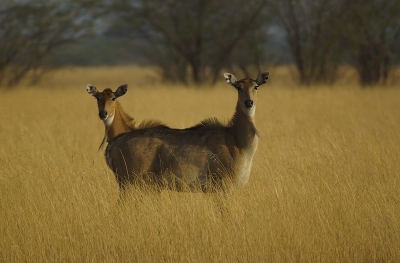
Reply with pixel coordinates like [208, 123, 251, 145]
[103, 72, 269, 193]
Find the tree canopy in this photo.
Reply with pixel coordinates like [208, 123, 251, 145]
[1, 0, 399, 87]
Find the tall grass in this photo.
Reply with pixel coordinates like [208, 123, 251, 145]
[1, 66, 399, 262]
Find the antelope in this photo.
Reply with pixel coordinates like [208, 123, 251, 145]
[86, 84, 165, 149]
[105, 72, 269, 193]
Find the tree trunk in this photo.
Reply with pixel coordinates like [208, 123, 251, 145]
[357, 42, 382, 86]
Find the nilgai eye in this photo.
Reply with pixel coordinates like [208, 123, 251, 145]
[254, 85, 259, 90]
[111, 97, 116, 101]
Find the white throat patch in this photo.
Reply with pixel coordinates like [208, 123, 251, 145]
[103, 115, 114, 127]
[241, 104, 256, 117]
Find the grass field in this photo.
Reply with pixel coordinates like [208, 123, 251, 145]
[1, 66, 399, 262]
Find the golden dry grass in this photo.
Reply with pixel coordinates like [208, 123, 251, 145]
[1, 66, 400, 262]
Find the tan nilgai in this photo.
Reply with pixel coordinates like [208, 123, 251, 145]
[106, 72, 269, 192]
[86, 84, 165, 149]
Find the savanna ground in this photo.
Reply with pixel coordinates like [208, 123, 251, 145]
[0, 66, 399, 262]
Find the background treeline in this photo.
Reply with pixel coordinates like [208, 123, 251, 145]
[1, 0, 399, 87]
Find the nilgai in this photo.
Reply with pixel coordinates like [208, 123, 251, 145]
[104, 72, 270, 193]
[86, 84, 165, 150]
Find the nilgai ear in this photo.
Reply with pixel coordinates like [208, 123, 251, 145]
[86, 84, 99, 97]
[115, 84, 128, 98]
[255, 72, 270, 86]
[223, 72, 241, 90]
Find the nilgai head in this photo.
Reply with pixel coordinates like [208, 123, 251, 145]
[224, 72, 269, 117]
[86, 84, 128, 126]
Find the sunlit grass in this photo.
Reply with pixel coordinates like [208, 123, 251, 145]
[1, 66, 399, 262]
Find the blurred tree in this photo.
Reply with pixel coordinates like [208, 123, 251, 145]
[271, 0, 343, 85]
[341, 0, 400, 86]
[0, 0, 103, 87]
[107, 0, 269, 84]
